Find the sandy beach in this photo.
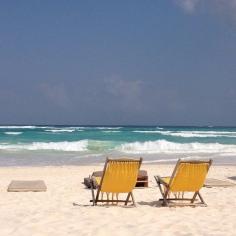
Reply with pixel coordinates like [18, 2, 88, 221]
[1, 0, 236, 234]
[0, 164, 236, 236]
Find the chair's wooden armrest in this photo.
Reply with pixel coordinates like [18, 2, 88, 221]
[154, 175, 169, 187]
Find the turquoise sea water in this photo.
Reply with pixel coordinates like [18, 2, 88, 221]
[0, 125, 236, 165]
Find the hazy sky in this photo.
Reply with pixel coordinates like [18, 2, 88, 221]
[0, 1, 236, 125]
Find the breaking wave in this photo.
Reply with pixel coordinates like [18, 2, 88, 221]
[102, 131, 121, 133]
[118, 140, 236, 154]
[0, 126, 37, 129]
[45, 129, 75, 133]
[133, 131, 163, 134]
[0, 140, 88, 152]
[4, 132, 23, 135]
[96, 127, 122, 130]
[0, 140, 116, 152]
[133, 130, 236, 138]
[164, 131, 236, 138]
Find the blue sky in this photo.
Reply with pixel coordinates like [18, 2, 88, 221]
[0, 1, 236, 125]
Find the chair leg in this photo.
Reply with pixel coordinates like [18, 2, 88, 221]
[158, 183, 170, 206]
[191, 192, 198, 203]
[162, 190, 169, 206]
[191, 191, 207, 206]
[157, 182, 165, 197]
[90, 176, 96, 206]
[115, 193, 119, 205]
[94, 189, 101, 206]
[125, 192, 131, 206]
[130, 192, 136, 207]
[197, 192, 207, 205]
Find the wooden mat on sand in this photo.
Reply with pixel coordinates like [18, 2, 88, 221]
[7, 180, 47, 192]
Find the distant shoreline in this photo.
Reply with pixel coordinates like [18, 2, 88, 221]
[1, 124, 236, 128]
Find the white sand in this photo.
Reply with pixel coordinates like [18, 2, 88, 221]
[0, 164, 236, 236]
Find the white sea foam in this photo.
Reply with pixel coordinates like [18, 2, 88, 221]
[96, 127, 122, 130]
[118, 140, 236, 154]
[102, 131, 121, 133]
[133, 130, 236, 138]
[143, 156, 209, 164]
[45, 129, 75, 133]
[133, 130, 167, 134]
[4, 132, 23, 135]
[143, 159, 179, 164]
[0, 126, 36, 129]
[165, 131, 236, 138]
[0, 140, 88, 152]
[219, 153, 236, 156]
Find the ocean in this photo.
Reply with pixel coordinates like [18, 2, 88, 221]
[0, 125, 236, 166]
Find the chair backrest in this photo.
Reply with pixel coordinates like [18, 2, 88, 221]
[169, 159, 212, 192]
[100, 158, 142, 193]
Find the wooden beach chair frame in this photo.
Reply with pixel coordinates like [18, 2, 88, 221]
[154, 159, 212, 207]
[90, 157, 142, 206]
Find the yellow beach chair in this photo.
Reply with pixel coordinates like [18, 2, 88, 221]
[90, 157, 142, 206]
[154, 159, 212, 207]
